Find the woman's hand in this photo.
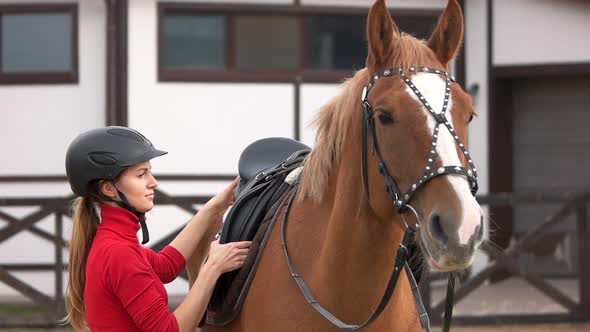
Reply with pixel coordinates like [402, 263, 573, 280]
[206, 240, 251, 276]
[204, 177, 240, 215]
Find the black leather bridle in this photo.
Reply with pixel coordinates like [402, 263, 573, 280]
[281, 66, 479, 332]
[361, 66, 478, 210]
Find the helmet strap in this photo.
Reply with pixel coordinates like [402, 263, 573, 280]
[102, 181, 150, 244]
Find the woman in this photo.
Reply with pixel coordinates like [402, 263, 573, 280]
[64, 126, 250, 331]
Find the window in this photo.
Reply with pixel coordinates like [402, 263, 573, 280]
[158, 4, 438, 83]
[162, 14, 225, 69]
[235, 16, 299, 70]
[0, 4, 78, 84]
[305, 15, 367, 71]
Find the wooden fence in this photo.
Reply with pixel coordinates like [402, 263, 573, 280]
[0, 176, 588, 327]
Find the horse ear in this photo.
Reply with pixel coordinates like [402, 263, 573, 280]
[366, 0, 399, 70]
[427, 0, 464, 68]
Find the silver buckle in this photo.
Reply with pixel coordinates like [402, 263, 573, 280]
[402, 204, 422, 232]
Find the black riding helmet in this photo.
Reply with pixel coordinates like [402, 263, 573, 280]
[65, 126, 167, 244]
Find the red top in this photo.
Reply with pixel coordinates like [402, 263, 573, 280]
[84, 204, 185, 332]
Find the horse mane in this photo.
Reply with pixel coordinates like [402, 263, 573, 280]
[300, 33, 439, 202]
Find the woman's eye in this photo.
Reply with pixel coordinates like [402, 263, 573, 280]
[468, 113, 474, 123]
[378, 112, 394, 125]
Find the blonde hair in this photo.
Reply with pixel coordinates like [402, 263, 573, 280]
[300, 34, 438, 202]
[65, 192, 100, 330]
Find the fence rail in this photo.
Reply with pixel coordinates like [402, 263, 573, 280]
[427, 192, 590, 326]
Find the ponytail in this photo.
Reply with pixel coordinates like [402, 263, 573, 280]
[65, 194, 99, 331]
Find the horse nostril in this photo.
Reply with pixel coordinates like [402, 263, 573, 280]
[429, 214, 448, 246]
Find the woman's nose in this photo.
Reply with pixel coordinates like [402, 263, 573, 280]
[148, 173, 158, 188]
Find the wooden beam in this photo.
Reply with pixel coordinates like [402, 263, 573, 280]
[0, 210, 68, 247]
[0, 267, 54, 306]
[576, 199, 590, 318]
[0, 208, 55, 243]
[105, 0, 128, 126]
[486, 244, 578, 311]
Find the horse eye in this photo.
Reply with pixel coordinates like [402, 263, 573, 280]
[378, 112, 394, 125]
[468, 113, 474, 124]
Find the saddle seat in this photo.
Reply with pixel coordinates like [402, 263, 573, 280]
[234, 137, 310, 194]
[237, 137, 310, 182]
[204, 137, 310, 326]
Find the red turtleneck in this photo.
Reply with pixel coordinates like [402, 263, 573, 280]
[84, 204, 185, 331]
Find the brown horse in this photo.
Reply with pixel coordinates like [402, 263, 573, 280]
[189, 0, 487, 330]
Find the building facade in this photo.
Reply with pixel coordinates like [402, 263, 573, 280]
[0, 0, 588, 305]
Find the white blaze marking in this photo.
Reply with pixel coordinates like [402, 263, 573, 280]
[405, 73, 481, 245]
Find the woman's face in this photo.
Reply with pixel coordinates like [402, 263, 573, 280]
[113, 161, 158, 213]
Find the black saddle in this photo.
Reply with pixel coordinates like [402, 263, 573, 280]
[220, 137, 310, 243]
[206, 138, 310, 322]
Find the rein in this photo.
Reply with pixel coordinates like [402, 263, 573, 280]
[280, 183, 426, 331]
[281, 183, 456, 331]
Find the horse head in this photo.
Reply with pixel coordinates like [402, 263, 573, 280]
[361, 0, 487, 271]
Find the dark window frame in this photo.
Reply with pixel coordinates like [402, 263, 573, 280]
[0, 4, 78, 85]
[157, 3, 439, 83]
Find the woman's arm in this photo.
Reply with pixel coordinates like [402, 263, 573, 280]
[169, 178, 239, 261]
[142, 245, 186, 283]
[173, 262, 218, 332]
[173, 240, 250, 332]
[168, 204, 221, 262]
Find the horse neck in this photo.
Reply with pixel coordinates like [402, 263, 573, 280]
[318, 148, 405, 275]
[305, 137, 410, 320]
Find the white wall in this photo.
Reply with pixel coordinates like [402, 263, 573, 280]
[464, 0, 489, 195]
[128, 0, 295, 177]
[300, 84, 341, 146]
[464, 0, 490, 275]
[493, 0, 590, 65]
[0, 0, 106, 175]
[0, 0, 105, 298]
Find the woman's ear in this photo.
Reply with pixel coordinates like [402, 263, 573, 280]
[99, 180, 116, 198]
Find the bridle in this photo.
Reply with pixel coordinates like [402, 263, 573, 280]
[281, 66, 479, 331]
[361, 66, 478, 211]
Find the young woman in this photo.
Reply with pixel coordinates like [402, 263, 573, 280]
[64, 126, 250, 331]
